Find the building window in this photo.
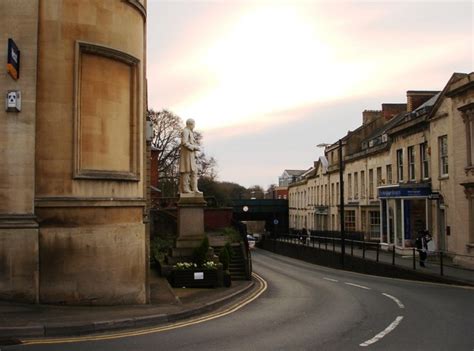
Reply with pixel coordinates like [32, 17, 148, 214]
[397, 149, 404, 182]
[325, 184, 328, 205]
[331, 183, 335, 205]
[420, 143, 429, 179]
[345, 210, 356, 231]
[361, 170, 365, 199]
[348, 173, 352, 200]
[336, 182, 339, 204]
[354, 172, 359, 199]
[369, 211, 380, 239]
[386, 164, 392, 184]
[369, 169, 374, 199]
[439, 135, 448, 177]
[376, 167, 383, 186]
[408, 146, 415, 181]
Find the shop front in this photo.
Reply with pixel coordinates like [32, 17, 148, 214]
[378, 184, 432, 251]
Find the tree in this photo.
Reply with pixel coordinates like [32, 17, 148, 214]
[149, 109, 218, 197]
[149, 109, 182, 197]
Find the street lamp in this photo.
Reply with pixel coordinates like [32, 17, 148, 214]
[317, 140, 345, 268]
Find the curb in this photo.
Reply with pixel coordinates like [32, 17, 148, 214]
[0, 279, 256, 341]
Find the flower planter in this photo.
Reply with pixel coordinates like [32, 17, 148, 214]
[170, 269, 221, 288]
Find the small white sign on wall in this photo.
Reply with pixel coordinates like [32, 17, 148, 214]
[194, 272, 204, 280]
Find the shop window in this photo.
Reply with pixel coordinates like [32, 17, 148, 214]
[397, 149, 404, 182]
[408, 146, 415, 181]
[420, 143, 429, 179]
[345, 210, 356, 231]
[439, 135, 448, 177]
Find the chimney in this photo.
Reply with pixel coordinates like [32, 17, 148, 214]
[406, 91, 439, 112]
[382, 103, 407, 121]
[362, 110, 382, 125]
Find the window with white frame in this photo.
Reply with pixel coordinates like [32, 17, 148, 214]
[369, 211, 380, 239]
[408, 146, 415, 181]
[386, 164, 392, 184]
[331, 183, 335, 205]
[420, 142, 429, 179]
[397, 149, 404, 182]
[376, 167, 383, 186]
[354, 172, 359, 199]
[439, 135, 448, 177]
[348, 173, 352, 200]
[369, 169, 374, 198]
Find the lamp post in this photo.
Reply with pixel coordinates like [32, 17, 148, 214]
[338, 139, 345, 268]
[317, 140, 345, 268]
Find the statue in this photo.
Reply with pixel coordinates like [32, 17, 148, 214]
[179, 118, 202, 195]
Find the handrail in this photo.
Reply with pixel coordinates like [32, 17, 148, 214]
[273, 234, 474, 280]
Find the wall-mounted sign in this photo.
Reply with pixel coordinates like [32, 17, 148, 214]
[194, 272, 204, 280]
[7, 38, 20, 80]
[378, 186, 431, 198]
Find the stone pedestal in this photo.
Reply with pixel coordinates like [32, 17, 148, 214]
[169, 194, 207, 263]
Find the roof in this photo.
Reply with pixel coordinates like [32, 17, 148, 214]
[282, 170, 306, 176]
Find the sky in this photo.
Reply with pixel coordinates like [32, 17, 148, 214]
[147, 0, 473, 189]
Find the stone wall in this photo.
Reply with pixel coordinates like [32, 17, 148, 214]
[0, 0, 40, 303]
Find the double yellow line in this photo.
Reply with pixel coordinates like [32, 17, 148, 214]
[21, 273, 267, 346]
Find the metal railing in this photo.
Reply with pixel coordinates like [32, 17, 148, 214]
[275, 234, 474, 282]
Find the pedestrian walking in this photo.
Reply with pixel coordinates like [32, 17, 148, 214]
[415, 230, 432, 267]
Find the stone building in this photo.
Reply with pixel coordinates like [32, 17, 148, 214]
[288, 72, 474, 266]
[430, 73, 474, 267]
[0, 0, 149, 304]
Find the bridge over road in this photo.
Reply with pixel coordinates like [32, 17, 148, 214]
[231, 199, 288, 235]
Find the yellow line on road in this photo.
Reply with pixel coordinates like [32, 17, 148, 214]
[21, 273, 267, 346]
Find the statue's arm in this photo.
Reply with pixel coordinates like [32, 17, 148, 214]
[181, 129, 198, 151]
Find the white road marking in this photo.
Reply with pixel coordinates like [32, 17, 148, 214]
[382, 293, 405, 309]
[360, 316, 404, 347]
[323, 277, 339, 282]
[345, 282, 371, 290]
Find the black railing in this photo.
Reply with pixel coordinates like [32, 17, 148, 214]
[273, 234, 474, 283]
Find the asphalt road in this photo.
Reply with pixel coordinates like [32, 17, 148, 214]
[6, 249, 474, 351]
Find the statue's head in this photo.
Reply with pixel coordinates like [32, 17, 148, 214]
[186, 118, 195, 131]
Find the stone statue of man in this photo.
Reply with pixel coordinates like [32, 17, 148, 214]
[179, 118, 202, 195]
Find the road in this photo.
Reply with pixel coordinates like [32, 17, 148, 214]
[6, 249, 474, 350]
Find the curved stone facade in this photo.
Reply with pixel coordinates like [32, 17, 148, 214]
[1, 0, 148, 305]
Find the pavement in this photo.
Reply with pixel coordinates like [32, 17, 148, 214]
[0, 271, 255, 341]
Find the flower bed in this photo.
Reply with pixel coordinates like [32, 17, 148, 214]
[169, 261, 222, 288]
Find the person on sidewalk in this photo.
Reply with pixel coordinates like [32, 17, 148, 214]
[416, 230, 432, 267]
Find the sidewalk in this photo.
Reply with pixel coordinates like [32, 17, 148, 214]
[0, 272, 255, 341]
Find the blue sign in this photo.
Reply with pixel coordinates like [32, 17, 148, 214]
[378, 186, 431, 198]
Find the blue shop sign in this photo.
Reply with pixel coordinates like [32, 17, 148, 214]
[378, 186, 431, 198]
